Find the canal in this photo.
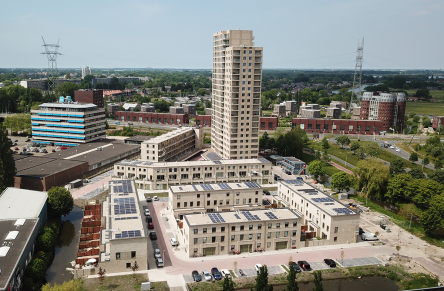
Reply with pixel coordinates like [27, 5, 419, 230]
[45, 206, 83, 285]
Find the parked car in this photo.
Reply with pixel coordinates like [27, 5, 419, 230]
[153, 196, 159, 201]
[25, 138, 30, 142]
[154, 249, 161, 258]
[297, 261, 311, 271]
[263, 190, 270, 195]
[144, 208, 150, 216]
[192, 270, 202, 282]
[115, 121, 120, 125]
[149, 231, 157, 240]
[324, 259, 336, 268]
[290, 261, 302, 273]
[128, 122, 133, 125]
[390, 145, 395, 149]
[39, 145, 46, 148]
[146, 196, 152, 202]
[14, 139, 18, 142]
[254, 264, 263, 272]
[14, 147, 19, 150]
[221, 269, 231, 279]
[379, 222, 386, 230]
[25, 152, 34, 156]
[201, 270, 212, 281]
[359, 227, 365, 235]
[52, 149, 56, 152]
[170, 238, 178, 246]
[361, 232, 378, 241]
[60, 146, 68, 149]
[395, 148, 400, 152]
[156, 258, 164, 267]
[146, 216, 152, 223]
[56, 146, 61, 150]
[211, 268, 222, 280]
[148, 222, 154, 229]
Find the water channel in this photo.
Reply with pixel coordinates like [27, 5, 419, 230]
[45, 206, 83, 285]
[238, 276, 399, 291]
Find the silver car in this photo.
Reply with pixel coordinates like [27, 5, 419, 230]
[201, 270, 212, 281]
[154, 249, 161, 259]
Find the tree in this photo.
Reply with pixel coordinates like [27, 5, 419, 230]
[336, 135, 350, 148]
[28, 258, 46, 282]
[408, 168, 425, 179]
[321, 137, 330, 150]
[434, 159, 442, 170]
[422, 157, 430, 168]
[312, 271, 324, 291]
[205, 100, 212, 108]
[198, 88, 207, 96]
[413, 115, 420, 123]
[350, 141, 360, 154]
[390, 159, 405, 175]
[364, 142, 380, 158]
[308, 160, 325, 181]
[428, 169, 444, 186]
[353, 158, 390, 200]
[420, 207, 441, 235]
[267, 138, 276, 152]
[255, 265, 272, 291]
[406, 179, 444, 206]
[286, 263, 299, 291]
[414, 88, 431, 99]
[259, 132, 270, 152]
[422, 117, 432, 128]
[409, 112, 416, 119]
[54, 82, 81, 99]
[409, 152, 418, 163]
[0, 124, 16, 193]
[65, 71, 71, 79]
[222, 276, 235, 291]
[385, 173, 412, 203]
[331, 172, 352, 192]
[47, 186, 74, 216]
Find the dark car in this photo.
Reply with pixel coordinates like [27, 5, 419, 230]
[324, 259, 336, 268]
[149, 231, 157, 240]
[211, 267, 222, 280]
[128, 122, 133, 125]
[52, 149, 56, 152]
[379, 222, 386, 230]
[297, 261, 311, 271]
[146, 216, 152, 223]
[192, 270, 202, 282]
[290, 261, 302, 273]
[263, 190, 270, 195]
[359, 227, 365, 235]
[146, 196, 152, 202]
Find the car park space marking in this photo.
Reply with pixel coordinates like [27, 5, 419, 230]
[183, 274, 195, 283]
[267, 265, 284, 275]
[309, 262, 332, 270]
[336, 257, 382, 268]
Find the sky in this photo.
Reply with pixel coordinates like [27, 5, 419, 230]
[1, 0, 443, 70]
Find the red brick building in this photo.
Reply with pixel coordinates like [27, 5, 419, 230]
[360, 92, 406, 131]
[292, 118, 385, 135]
[432, 116, 444, 130]
[115, 111, 189, 125]
[260, 117, 279, 130]
[196, 115, 212, 127]
[74, 89, 104, 108]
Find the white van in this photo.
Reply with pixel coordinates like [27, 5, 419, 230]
[361, 233, 379, 241]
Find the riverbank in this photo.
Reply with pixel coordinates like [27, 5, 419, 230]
[187, 264, 439, 291]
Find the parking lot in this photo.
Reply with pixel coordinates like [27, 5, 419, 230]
[310, 261, 333, 270]
[9, 135, 67, 156]
[336, 257, 383, 268]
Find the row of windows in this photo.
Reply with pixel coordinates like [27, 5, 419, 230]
[193, 231, 296, 244]
[297, 123, 380, 132]
[193, 222, 297, 234]
[177, 197, 259, 208]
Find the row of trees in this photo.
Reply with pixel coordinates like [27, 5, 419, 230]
[259, 128, 309, 159]
[0, 85, 47, 113]
[2, 113, 32, 134]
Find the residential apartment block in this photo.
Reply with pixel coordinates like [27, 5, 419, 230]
[114, 158, 273, 190]
[30, 97, 106, 146]
[183, 208, 302, 257]
[99, 180, 148, 273]
[211, 30, 262, 160]
[169, 181, 265, 220]
[277, 180, 360, 245]
[140, 127, 203, 162]
[82, 66, 92, 79]
[360, 92, 406, 131]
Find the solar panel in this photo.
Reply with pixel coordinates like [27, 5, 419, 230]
[192, 185, 198, 191]
[258, 158, 269, 163]
[234, 214, 241, 219]
[114, 197, 137, 215]
[115, 216, 138, 220]
[207, 152, 222, 161]
[213, 160, 222, 164]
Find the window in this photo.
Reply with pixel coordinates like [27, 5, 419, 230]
[232, 226, 235, 231]
[240, 234, 244, 240]
[231, 235, 235, 241]
[207, 201, 210, 206]
[203, 228, 207, 233]
[190, 202, 193, 207]
[267, 232, 271, 238]
[240, 225, 244, 231]
[284, 231, 288, 237]
[293, 230, 297, 236]
[116, 252, 121, 260]
[249, 225, 253, 230]
[267, 242, 271, 247]
[334, 237, 337, 242]
[207, 193, 210, 198]
[194, 238, 198, 244]
[203, 237, 207, 243]
[316, 124, 320, 130]
[194, 229, 198, 234]
[126, 263, 131, 268]
[324, 124, 329, 130]
[177, 202, 180, 208]
[258, 224, 262, 229]
[276, 223, 280, 228]
[236, 199, 239, 204]
[268, 223, 272, 229]
[197, 194, 200, 198]
[276, 232, 280, 238]
[221, 227, 225, 232]
[212, 237, 216, 243]
[285, 222, 289, 228]
[221, 236, 225, 242]
[249, 234, 253, 239]
[184, 202, 187, 207]
[334, 227, 338, 233]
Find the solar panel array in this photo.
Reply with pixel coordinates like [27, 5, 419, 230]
[201, 184, 214, 191]
[241, 211, 261, 221]
[258, 158, 269, 163]
[207, 152, 222, 161]
[324, 203, 335, 205]
[142, 162, 153, 166]
[333, 208, 354, 215]
[312, 197, 334, 203]
[208, 213, 225, 223]
[218, 183, 231, 190]
[234, 214, 241, 219]
[113, 182, 133, 195]
[114, 197, 137, 214]
[265, 212, 278, 219]
[115, 216, 138, 221]
[213, 160, 222, 164]
[245, 181, 259, 188]
[115, 230, 142, 239]
[192, 185, 198, 191]
[284, 180, 304, 186]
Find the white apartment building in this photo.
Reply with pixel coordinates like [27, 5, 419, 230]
[30, 97, 106, 146]
[114, 158, 273, 190]
[183, 208, 302, 257]
[211, 30, 263, 160]
[169, 181, 265, 219]
[82, 66, 92, 79]
[140, 127, 203, 162]
[277, 180, 360, 245]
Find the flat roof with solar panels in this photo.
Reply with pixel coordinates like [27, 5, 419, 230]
[105, 180, 145, 239]
[116, 158, 271, 168]
[170, 181, 262, 193]
[280, 180, 358, 216]
[185, 208, 301, 225]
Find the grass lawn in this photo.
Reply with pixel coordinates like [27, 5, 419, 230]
[144, 192, 169, 198]
[406, 101, 444, 116]
[404, 89, 444, 100]
[82, 274, 149, 291]
[300, 152, 342, 176]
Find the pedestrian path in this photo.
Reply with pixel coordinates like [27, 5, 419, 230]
[70, 170, 113, 199]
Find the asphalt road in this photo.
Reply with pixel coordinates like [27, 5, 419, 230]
[147, 201, 173, 268]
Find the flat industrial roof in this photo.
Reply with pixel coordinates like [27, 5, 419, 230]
[280, 180, 358, 217]
[170, 181, 262, 193]
[185, 208, 300, 226]
[116, 158, 272, 168]
[15, 158, 87, 178]
[0, 219, 38, 289]
[143, 127, 194, 144]
[0, 188, 47, 220]
[39, 102, 97, 109]
[124, 135, 155, 142]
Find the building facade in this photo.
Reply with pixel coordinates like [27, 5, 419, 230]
[114, 158, 273, 190]
[141, 127, 203, 162]
[31, 98, 106, 145]
[432, 116, 444, 130]
[169, 181, 264, 219]
[196, 115, 212, 127]
[114, 111, 189, 126]
[107, 103, 120, 115]
[82, 66, 92, 79]
[74, 89, 104, 108]
[211, 30, 262, 160]
[260, 117, 278, 131]
[360, 92, 406, 131]
[277, 157, 306, 175]
[277, 180, 360, 245]
[292, 118, 384, 135]
[183, 208, 302, 257]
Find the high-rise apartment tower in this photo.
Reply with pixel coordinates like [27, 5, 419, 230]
[211, 30, 263, 160]
[82, 66, 92, 79]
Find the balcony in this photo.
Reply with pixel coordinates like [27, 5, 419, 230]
[255, 51, 262, 56]
[233, 58, 240, 62]
[255, 57, 262, 62]
[254, 64, 261, 68]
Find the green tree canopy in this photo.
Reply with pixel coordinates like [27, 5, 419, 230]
[47, 187, 74, 216]
[390, 159, 405, 175]
[428, 169, 444, 186]
[353, 158, 390, 200]
[331, 172, 352, 192]
[336, 135, 350, 148]
[408, 168, 425, 179]
[0, 124, 16, 192]
[308, 160, 325, 181]
[222, 276, 235, 291]
[312, 270, 324, 291]
[409, 152, 418, 163]
[350, 141, 360, 154]
[420, 207, 440, 235]
[385, 173, 412, 203]
[55, 82, 81, 100]
[286, 263, 299, 291]
[321, 137, 330, 150]
[255, 265, 272, 291]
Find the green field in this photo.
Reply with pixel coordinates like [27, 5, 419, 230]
[406, 101, 444, 116]
[404, 89, 444, 100]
